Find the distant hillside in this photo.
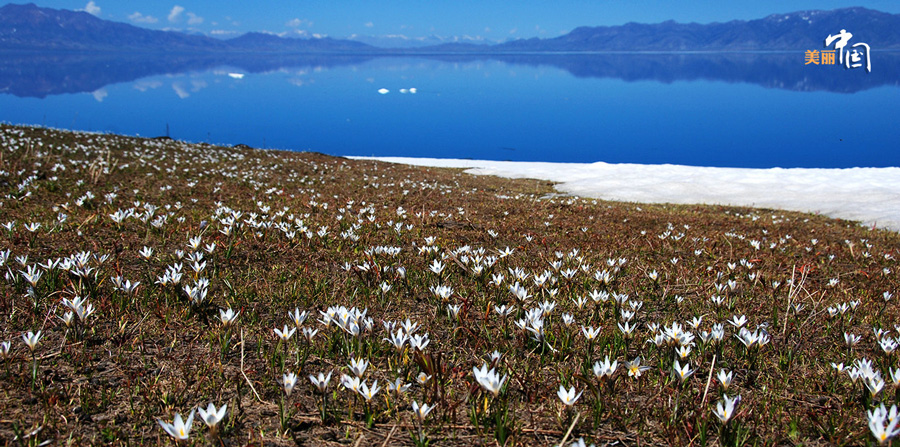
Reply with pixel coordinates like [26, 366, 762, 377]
[1, 3, 899, 53]
[489, 7, 900, 52]
[0, 3, 379, 52]
[346, 33, 496, 49]
[0, 3, 227, 51]
[226, 32, 375, 52]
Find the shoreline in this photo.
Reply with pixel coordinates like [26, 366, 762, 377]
[351, 156, 900, 231]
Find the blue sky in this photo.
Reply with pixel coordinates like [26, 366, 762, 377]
[11, 1, 900, 40]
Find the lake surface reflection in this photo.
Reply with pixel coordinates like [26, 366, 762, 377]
[0, 51, 897, 168]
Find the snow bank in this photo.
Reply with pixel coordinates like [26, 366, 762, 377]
[350, 157, 900, 231]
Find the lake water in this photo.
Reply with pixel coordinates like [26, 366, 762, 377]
[0, 51, 898, 168]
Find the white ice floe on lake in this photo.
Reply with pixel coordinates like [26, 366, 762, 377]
[350, 157, 900, 231]
[380, 87, 417, 94]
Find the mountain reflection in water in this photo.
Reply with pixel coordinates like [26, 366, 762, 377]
[1, 51, 897, 98]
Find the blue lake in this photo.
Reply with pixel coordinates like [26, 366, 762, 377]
[0, 52, 898, 168]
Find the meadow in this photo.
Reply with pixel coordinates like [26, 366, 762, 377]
[0, 124, 898, 446]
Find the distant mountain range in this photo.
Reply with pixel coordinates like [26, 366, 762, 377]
[493, 7, 900, 52]
[0, 3, 375, 52]
[2, 3, 900, 53]
[345, 34, 497, 49]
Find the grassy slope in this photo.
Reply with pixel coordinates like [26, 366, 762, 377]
[0, 124, 898, 446]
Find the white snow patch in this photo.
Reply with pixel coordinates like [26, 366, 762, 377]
[351, 156, 900, 231]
